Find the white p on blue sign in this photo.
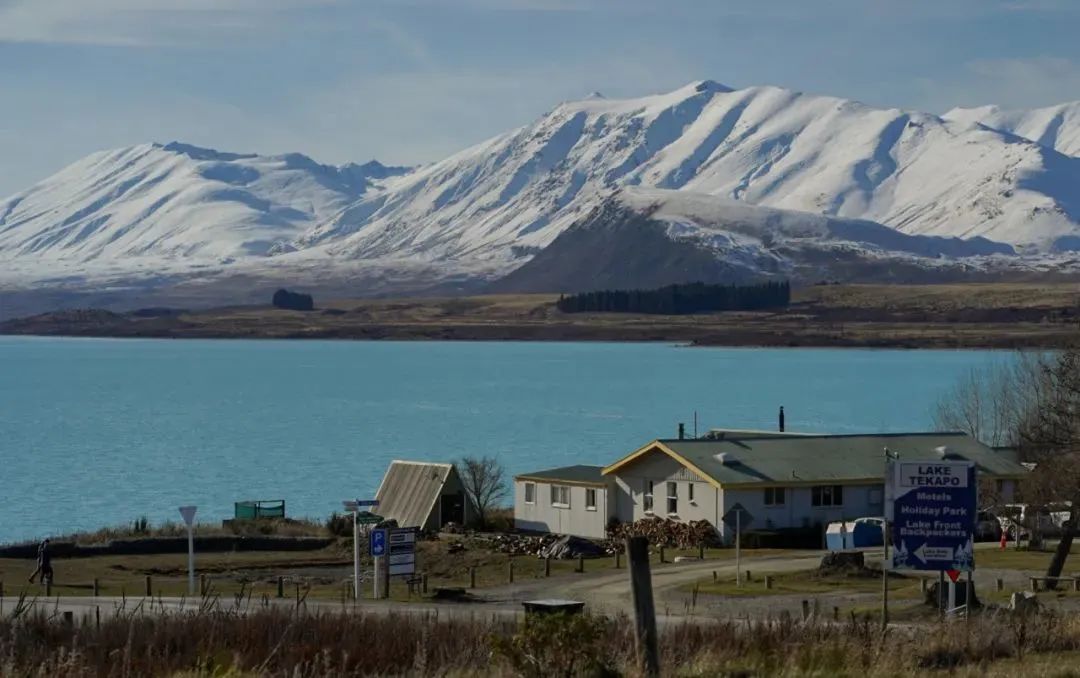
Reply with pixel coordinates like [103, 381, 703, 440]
[886, 459, 976, 572]
[369, 528, 387, 557]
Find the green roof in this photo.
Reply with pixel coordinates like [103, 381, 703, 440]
[516, 464, 606, 486]
[616, 432, 1029, 487]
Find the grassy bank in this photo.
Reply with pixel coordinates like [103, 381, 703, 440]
[4, 600, 1080, 676]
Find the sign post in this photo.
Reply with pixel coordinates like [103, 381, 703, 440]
[370, 528, 387, 599]
[178, 505, 197, 596]
[722, 503, 754, 587]
[344, 500, 379, 600]
[886, 458, 976, 615]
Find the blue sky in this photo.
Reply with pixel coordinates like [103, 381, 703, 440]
[2, 0, 1079, 196]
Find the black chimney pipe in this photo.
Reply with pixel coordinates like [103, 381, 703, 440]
[779, 406, 785, 433]
[678, 423, 685, 440]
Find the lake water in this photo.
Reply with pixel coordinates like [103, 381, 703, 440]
[0, 337, 1004, 543]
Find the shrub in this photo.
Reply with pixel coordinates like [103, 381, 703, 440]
[271, 288, 314, 311]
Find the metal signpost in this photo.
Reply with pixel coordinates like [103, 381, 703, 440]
[344, 499, 380, 600]
[722, 503, 754, 586]
[370, 528, 387, 599]
[886, 458, 976, 618]
[178, 505, 197, 595]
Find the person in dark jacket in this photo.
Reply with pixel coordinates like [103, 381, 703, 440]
[28, 538, 52, 584]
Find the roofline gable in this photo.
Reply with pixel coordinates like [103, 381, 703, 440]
[602, 440, 723, 489]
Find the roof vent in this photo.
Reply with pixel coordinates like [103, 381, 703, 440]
[935, 445, 965, 461]
[714, 452, 737, 466]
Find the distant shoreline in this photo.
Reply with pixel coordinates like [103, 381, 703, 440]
[2, 284, 1078, 350]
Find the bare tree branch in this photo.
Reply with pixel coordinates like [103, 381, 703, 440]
[457, 455, 508, 529]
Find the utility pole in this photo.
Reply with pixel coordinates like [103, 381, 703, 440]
[626, 537, 659, 677]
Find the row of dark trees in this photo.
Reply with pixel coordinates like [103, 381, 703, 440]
[556, 281, 791, 315]
[272, 288, 314, 311]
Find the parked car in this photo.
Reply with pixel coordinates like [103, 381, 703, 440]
[995, 503, 1071, 540]
[975, 510, 1003, 542]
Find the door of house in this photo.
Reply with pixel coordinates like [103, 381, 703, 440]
[440, 493, 466, 526]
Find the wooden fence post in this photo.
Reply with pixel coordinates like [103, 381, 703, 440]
[698, 544, 705, 560]
[422, 573, 429, 594]
[277, 576, 284, 598]
[93, 578, 100, 596]
[801, 600, 810, 621]
[46, 578, 52, 597]
[614, 551, 621, 569]
[659, 546, 665, 564]
[545, 557, 551, 577]
[996, 578, 1004, 592]
[145, 576, 152, 597]
[577, 555, 584, 573]
[764, 575, 773, 590]
[626, 537, 660, 677]
[469, 567, 476, 589]
[507, 560, 514, 584]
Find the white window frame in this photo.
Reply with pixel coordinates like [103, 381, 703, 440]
[688, 482, 695, 503]
[811, 485, 844, 508]
[524, 482, 536, 505]
[585, 488, 597, 511]
[551, 484, 570, 508]
[764, 487, 786, 507]
[643, 480, 654, 513]
[666, 481, 678, 516]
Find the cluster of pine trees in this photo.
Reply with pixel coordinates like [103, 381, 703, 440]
[556, 281, 791, 315]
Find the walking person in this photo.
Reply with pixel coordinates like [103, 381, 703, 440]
[27, 538, 53, 585]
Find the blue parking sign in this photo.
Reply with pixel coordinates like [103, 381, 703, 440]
[369, 528, 387, 557]
[886, 459, 976, 572]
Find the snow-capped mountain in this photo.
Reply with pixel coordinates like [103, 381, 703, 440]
[311, 80, 1080, 263]
[0, 142, 408, 263]
[945, 101, 1080, 157]
[3, 79, 1080, 314]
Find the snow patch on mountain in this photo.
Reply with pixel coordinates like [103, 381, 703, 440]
[945, 101, 1080, 157]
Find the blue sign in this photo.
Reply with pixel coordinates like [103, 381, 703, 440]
[886, 459, 976, 572]
[369, 528, 387, 557]
[357, 500, 380, 507]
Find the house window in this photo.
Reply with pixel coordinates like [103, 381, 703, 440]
[764, 487, 786, 507]
[667, 481, 678, 515]
[869, 487, 883, 506]
[811, 485, 844, 507]
[643, 480, 654, 513]
[524, 482, 535, 504]
[586, 488, 597, 511]
[688, 482, 695, 503]
[551, 485, 570, 508]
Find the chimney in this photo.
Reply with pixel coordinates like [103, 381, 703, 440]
[778, 406, 785, 433]
[678, 423, 685, 440]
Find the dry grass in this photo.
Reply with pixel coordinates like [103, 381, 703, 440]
[7, 283, 1080, 348]
[4, 597, 1080, 676]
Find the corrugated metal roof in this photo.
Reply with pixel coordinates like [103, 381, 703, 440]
[374, 460, 456, 528]
[605, 432, 1030, 487]
[515, 465, 606, 486]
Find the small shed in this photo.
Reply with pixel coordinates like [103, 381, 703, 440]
[374, 460, 472, 532]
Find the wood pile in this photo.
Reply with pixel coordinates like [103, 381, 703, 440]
[606, 517, 722, 549]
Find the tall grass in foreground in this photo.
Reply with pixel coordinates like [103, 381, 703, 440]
[2, 602, 1080, 677]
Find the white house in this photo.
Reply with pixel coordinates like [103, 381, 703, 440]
[514, 430, 1028, 542]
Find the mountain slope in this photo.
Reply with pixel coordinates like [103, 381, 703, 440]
[0, 142, 407, 264]
[945, 102, 1080, 157]
[312, 80, 1080, 263]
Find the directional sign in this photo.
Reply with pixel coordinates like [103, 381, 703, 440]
[356, 500, 380, 507]
[356, 511, 383, 525]
[722, 503, 754, 530]
[388, 527, 417, 576]
[178, 505, 197, 527]
[887, 459, 976, 572]
[369, 528, 387, 557]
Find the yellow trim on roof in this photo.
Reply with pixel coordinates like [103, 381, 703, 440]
[602, 440, 724, 490]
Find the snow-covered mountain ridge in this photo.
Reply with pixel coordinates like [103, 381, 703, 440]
[3, 80, 1080, 310]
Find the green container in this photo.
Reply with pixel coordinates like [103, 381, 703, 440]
[234, 500, 286, 520]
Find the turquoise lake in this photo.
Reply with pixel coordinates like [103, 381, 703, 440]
[0, 337, 1005, 543]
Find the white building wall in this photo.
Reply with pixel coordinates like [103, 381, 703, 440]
[609, 452, 721, 530]
[513, 479, 610, 539]
[719, 483, 885, 542]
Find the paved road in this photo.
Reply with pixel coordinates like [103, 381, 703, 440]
[1, 550, 828, 624]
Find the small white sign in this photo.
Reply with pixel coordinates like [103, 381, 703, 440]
[179, 505, 197, 527]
